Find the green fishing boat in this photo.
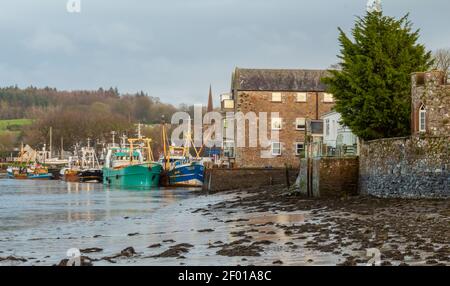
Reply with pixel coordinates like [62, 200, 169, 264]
[103, 137, 162, 188]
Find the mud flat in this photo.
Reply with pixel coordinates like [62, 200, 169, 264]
[0, 180, 448, 266]
[198, 185, 449, 266]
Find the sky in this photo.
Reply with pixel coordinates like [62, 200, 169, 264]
[0, 0, 449, 106]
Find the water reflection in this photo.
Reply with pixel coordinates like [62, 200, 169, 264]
[0, 179, 196, 231]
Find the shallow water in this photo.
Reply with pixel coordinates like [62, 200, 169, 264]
[0, 178, 340, 266]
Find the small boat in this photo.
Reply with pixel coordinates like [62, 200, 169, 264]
[7, 165, 53, 180]
[103, 137, 162, 188]
[7, 166, 28, 179]
[6, 144, 53, 180]
[160, 124, 205, 187]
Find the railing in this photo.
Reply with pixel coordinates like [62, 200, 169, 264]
[306, 141, 358, 158]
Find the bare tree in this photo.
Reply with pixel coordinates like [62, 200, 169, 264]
[433, 48, 450, 76]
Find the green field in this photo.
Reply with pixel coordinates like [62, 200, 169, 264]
[0, 119, 33, 135]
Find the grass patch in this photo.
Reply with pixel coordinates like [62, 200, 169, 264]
[0, 119, 33, 134]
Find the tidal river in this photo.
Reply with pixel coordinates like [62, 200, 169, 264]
[0, 178, 332, 266]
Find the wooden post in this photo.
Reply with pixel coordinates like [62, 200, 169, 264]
[285, 163, 290, 188]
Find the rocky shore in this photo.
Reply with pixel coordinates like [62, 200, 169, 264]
[1, 184, 448, 266]
[196, 186, 449, 266]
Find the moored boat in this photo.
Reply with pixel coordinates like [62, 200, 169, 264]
[103, 137, 162, 188]
[6, 144, 53, 180]
[7, 165, 53, 180]
[160, 124, 205, 187]
[164, 160, 204, 187]
[61, 143, 103, 183]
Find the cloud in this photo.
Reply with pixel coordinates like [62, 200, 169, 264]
[0, 0, 448, 105]
[26, 29, 76, 55]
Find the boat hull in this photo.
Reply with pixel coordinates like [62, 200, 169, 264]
[27, 173, 53, 180]
[7, 167, 53, 180]
[79, 169, 103, 183]
[103, 163, 162, 188]
[63, 169, 103, 183]
[166, 163, 204, 187]
[63, 170, 80, 182]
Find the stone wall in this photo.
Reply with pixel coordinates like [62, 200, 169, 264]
[411, 71, 450, 136]
[298, 157, 359, 198]
[203, 168, 298, 192]
[313, 157, 359, 198]
[359, 136, 450, 198]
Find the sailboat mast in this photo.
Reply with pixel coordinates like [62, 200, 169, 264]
[49, 127, 52, 158]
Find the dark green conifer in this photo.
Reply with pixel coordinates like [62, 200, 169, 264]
[323, 12, 433, 140]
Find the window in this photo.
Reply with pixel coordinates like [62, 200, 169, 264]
[272, 118, 282, 130]
[223, 118, 228, 129]
[296, 92, 307, 102]
[223, 141, 235, 158]
[295, 118, 306, 130]
[272, 142, 281, 156]
[325, 119, 330, 136]
[323, 93, 334, 103]
[295, 143, 304, 156]
[222, 99, 234, 109]
[271, 92, 282, 102]
[419, 105, 426, 132]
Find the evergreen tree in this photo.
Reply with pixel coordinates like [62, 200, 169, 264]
[323, 12, 433, 140]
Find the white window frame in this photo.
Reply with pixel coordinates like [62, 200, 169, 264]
[271, 92, 282, 102]
[325, 119, 330, 136]
[323, 93, 334, 103]
[296, 92, 307, 102]
[295, 142, 304, 156]
[295, 118, 306, 131]
[271, 117, 282, 130]
[272, 142, 282, 156]
[419, 105, 426, 132]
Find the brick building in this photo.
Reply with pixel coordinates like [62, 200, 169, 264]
[221, 68, 335, 168]
[411, 70, 450, 136]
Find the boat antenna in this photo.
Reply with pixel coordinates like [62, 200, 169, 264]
[137, 123, 142, 139]
[111, 131, 117, 146]
[120, 134, 127, 147]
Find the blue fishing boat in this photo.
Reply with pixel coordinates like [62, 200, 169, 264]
[160, 125, 205, 187]
[7, 165, 53, 180]
[160, 154, 205, 187]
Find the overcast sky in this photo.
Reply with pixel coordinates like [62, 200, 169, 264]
[0, 0, 449, 106]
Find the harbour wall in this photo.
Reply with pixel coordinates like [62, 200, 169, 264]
[298, 157, 359, 198]
[359, 136, 450, 198]
[203, 168, 298, 192]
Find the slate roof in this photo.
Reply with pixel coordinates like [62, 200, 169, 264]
[232, 68, 329, 92]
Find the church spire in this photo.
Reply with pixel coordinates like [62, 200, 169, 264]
[207, 84, 213, 112]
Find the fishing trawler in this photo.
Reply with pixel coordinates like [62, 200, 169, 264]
[7, 144, 53, 180]
[61, 140, 103, 183]
[103, 132, 162, 188]
[159, 124, 205, 187]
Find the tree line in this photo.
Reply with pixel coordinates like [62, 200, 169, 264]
[0, 86, 187, 155]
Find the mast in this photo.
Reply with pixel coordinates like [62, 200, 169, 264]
[49, 127, 53, 158]
[137, 123, 142, 139]
[60, 137, 64, 159]
[111, 131, 117, 147]
[120, 134, 127, 147]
